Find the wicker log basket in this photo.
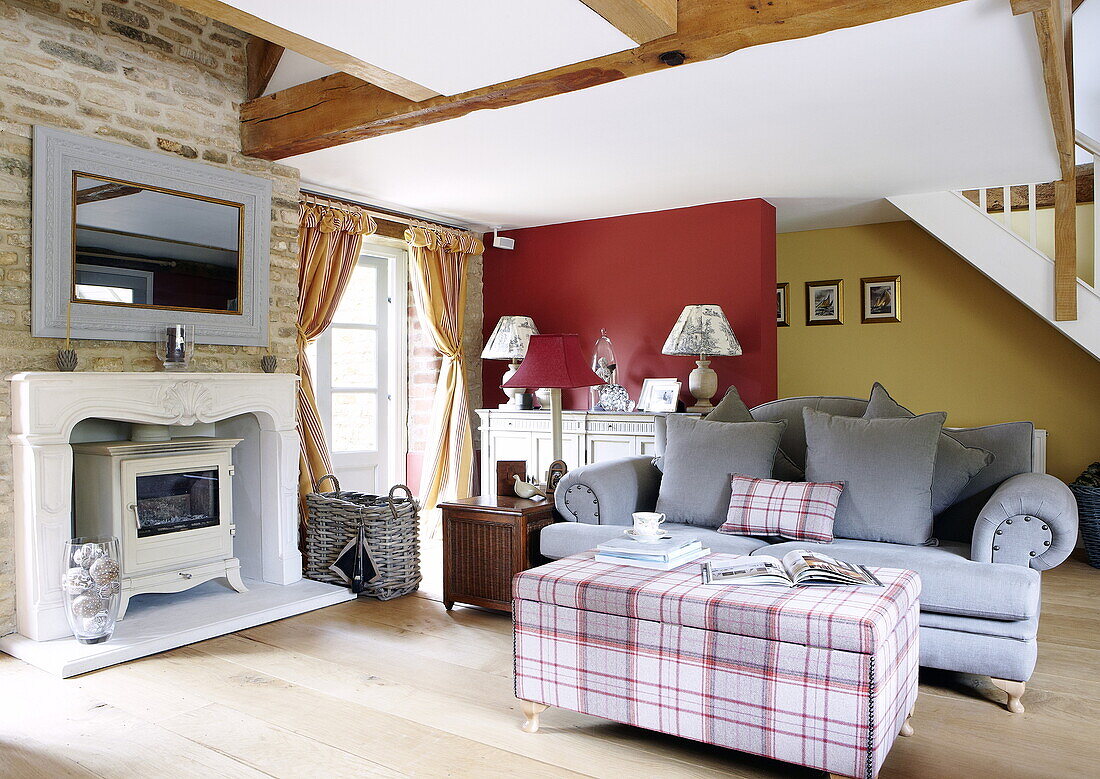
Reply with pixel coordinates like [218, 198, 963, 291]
[1070, 462, 1100, 569]
[304, 476, 421, 599]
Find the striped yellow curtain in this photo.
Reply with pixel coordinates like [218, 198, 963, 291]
[405, 222, 485, 510]
[297, 197, 377, 523]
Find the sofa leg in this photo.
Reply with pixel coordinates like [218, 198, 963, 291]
[520, 699, 549, 733]
[900, 712, 914, 737]
[990, 678, 1026, 713]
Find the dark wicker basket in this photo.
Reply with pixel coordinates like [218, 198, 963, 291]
[1070, 484, 1100, 569]
[304, 476, 421, 599]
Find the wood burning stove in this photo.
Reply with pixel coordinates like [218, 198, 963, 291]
[72, 437, 247, 617]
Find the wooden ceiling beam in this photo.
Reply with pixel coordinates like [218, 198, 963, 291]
[581, 0, 677, 45]
[172, 0, 438, 102]
[246, 37, 284, 100]
[241, 0, 970, 161]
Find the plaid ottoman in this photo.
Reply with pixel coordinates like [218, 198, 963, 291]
[513, 552, 920, 779]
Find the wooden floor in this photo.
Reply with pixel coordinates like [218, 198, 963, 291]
[3, 550, 1099, 778]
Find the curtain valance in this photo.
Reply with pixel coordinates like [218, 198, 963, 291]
[405, 222, 484, 256]
[298, 198, 378, 236]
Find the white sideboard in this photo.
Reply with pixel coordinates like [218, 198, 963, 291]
[477, 409, 670, 496]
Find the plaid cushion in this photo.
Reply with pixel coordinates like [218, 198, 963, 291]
[514, 555, 919, 778]
[514, 552, 919, 654]
[720, 473, 844, 542]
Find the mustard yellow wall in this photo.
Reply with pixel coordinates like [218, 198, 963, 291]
[1002, 203, 1094, 286]
[777, 220, 1100, 482]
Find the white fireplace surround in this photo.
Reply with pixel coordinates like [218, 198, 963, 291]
[6, 373, 351, 668]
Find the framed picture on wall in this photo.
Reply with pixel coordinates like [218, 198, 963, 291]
[861, 275, 901, 323]
[776, 282, 790, 327]
[805, 279, 844, 326]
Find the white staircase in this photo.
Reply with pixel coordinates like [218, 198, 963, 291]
[888, 173, 1099, 362]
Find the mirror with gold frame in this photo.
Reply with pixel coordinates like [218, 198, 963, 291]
[73, 173, 244, 314]
[33, 126, 271, 346]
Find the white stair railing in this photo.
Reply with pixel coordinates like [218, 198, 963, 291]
[956, 138, 1096, 291]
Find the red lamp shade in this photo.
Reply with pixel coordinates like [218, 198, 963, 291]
[502, 334, 603, 389]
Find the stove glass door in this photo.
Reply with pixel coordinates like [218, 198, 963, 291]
[134, 468, 220, 538]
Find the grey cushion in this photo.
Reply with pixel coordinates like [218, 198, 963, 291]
[655, 415, 786, 528]
[920, 611, 1038, 641]
[540, 521, 771, 560]
[863, 383, 993, 516]
[935, 421, 1035, 541]
[704, 386, 754, 423]
[919, 624, 1036, 682]
[803, 408, 944, 545]
[749, 395, 871, 469]
[758, 539, 1041, 621]
[706, 388, 804, 481]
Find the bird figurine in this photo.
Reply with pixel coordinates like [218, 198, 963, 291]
[512, 474, 547, 500]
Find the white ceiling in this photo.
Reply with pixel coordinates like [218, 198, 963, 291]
[264, 49, 334, 96]
[228, 0, 634, 96]
[288, 0, 1061, 232]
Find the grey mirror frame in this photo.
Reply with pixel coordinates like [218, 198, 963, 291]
[32, 126, 272, 347]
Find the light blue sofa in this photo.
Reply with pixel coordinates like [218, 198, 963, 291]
[544, 395, 1080, 713]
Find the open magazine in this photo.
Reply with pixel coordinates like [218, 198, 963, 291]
[701, 550, 883, 588]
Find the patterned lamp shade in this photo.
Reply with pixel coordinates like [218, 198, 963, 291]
[661, 304, 742, 357]
[503, 334, 604, 389]
[481, 316, 539, 360]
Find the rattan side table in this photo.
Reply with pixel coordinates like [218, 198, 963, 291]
[439, 495, 557, 612]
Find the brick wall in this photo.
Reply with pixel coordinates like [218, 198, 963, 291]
[0, 0, 301, 635]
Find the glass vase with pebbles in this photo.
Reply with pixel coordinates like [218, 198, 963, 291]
[61, 537, 122, 645]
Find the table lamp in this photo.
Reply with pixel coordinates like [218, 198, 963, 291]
[481, 315, 539, 408]
[503, 334, 603, 469]
[661, 304, 742, 412]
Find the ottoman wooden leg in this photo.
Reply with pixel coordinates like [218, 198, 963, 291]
[900, 713, 915, 737]
[990, 678, 1026, 713]
[520, 700, 549, 733]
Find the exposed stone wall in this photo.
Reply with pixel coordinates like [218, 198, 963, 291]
[0, 0, 301, 635]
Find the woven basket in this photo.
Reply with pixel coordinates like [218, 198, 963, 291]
[304, 476, 421, 599]
[1070, 484, 1100, 569]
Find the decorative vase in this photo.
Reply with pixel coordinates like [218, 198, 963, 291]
[260, 354, 277, 373]
[61, 537, 121, 644]
[155, 324, 195, 372]
[56, 348, 78, 371]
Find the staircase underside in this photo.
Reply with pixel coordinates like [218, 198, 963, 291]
[888, 191, 1099, 361]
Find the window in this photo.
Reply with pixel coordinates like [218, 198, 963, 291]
[308, 242, 408, 492]
[74, 264, 152, 304]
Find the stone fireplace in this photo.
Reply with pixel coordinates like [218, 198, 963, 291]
[1, 372, 353, 676]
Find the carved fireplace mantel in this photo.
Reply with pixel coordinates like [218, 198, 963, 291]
[8, 372, 307, 644]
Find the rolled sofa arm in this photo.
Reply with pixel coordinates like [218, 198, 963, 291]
[971, 473, 1079, 571]
[554, 456, 662, 525]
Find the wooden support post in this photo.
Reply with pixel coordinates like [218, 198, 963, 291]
[1014, 0, 1077, 320]
[1054, 176, 1078, 320]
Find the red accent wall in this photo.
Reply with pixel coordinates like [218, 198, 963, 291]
[481, 200, 777, 410]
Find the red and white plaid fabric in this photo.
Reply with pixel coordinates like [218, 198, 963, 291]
[720, 473, 845, 542]
[514, 553, 920, 779]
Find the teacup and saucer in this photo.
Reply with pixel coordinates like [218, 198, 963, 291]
[623, 512, 670, 542]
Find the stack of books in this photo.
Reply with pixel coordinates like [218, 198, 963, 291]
[595, 535, 709, 571]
